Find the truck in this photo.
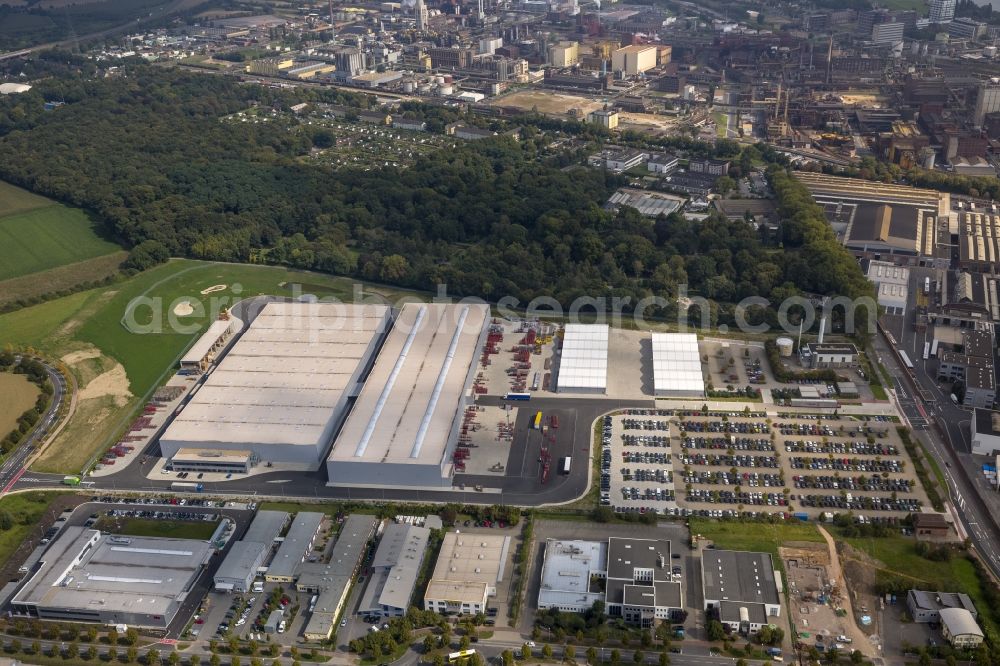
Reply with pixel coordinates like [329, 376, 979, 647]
[62, 476, 81, 486]
[170, 481, 204, 492]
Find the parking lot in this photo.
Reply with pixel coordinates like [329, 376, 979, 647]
[597, 409, 929, 518]
[600, 413, 678, 515]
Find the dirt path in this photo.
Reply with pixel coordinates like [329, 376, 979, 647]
[816, 525, 876, 656]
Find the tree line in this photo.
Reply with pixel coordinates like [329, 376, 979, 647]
[0, 64, 873, 330]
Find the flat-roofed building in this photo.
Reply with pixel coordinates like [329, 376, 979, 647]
[170, 448, 256, 475]
[424, 532, 511, 615]
[701, 550, 781, 634]
[360, 521, 431, 618]
[537, 539, 608, 613]
[907, 589, 978, 623]
[180, 318, 240, 372]
[243, 510, 290, 546]
[958, 212, 1000, 273]
[937, 329, 995, 409]
[972, 407, 1000, 455]
[327, 303, 491, 488]
[605, 189, 684, 218]
[796, 172, 950, 267]
[297, 515, 376, 640]
[557, 324, 608, 394]
[161, 303, 391, 468]
[864, 260, 909, 315]
[611, 45, 657, 75]
[215, 541, 268, 592]
[11, 527, 212, 628]
[266, 512, 325, 582]
[605, 538, 682, 626]
[651, 333, 705, 397]
[802, 342, 859, 369]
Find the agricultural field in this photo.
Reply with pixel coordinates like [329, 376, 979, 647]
[0, 205, 121, 281]
[0, 181, 54, 218]
[0, 251, 128, 308]
[0, 259, 423, 473]
[0, 373, 41, 436]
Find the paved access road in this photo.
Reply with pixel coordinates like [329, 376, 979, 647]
[0, 358, 67, 495]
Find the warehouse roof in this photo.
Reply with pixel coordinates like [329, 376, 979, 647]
[268, 512, 324, 579]
[607, 538, 672, 581]
[558, 324, 608, 391]
[328, 515, 376, 571]
[425, 532, 511, 604]
[215, 541, 267, 586]
[362, 522, 431, 612]
[14, 527, 211, 617]
[702, 550, 780, 606]
[242, 511, 289, 545]
[537, 539, 607, 609]
[329, 303, 489, 468]
[182, 319, 237, 365]
[163, 302, 389, 452]
[651, 333, 705, 396]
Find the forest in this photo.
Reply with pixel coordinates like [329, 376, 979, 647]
[0, 65, 874, 327]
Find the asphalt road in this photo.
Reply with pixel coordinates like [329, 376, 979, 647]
[0, 359, 66, 494]
[873, 266, 1000, 578]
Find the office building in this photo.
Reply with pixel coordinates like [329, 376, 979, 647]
[266, 512, 325, 582]
[929, 0, 955, 23]
[424, 532, 511, 615]
[605, 538, 683, 626]
[702, 550, 781, 634]
[359, 522, 431, 618]
[11, 528, 211, 628]
[907, 590, 978, 623]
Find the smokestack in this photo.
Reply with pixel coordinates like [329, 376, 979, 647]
[818, 314, 826, 344]
[329, 0, 335, 40]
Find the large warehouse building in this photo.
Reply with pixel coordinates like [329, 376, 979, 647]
[11, 527, 212, 628]
[651, 333, 705, 397]
[326, 302, 491, 488]
[160, 302, 391, 468]
[556, 324, 609, 394]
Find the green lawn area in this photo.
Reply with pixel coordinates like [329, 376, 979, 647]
[0, 205, 122, 281]
[97, 516, 221, 540]
[840, 532, 998, 637]
[689, 518, 823, 559]
[0, 492, 59, 566]
[0, 180, 54, 217]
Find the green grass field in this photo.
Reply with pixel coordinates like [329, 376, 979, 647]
[0, 180, 54, 217]
[841, 532, 998, 638]
[0, 206, 122, 281]
[0, 373, 40, 435]
[689, 518, 823, 557]
[96, 516, 221, 540]
[0, 492, 59, 567]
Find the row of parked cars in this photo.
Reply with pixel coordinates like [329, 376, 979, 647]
[783, 440, 899, 456]
[679, 453, 780, 468]
[683, 436, 774, 451]
[790, 456, 904, 473]
[798, 494, 921, 511]
[792, 474, 914, 493]
[679, 419, 770, 434]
